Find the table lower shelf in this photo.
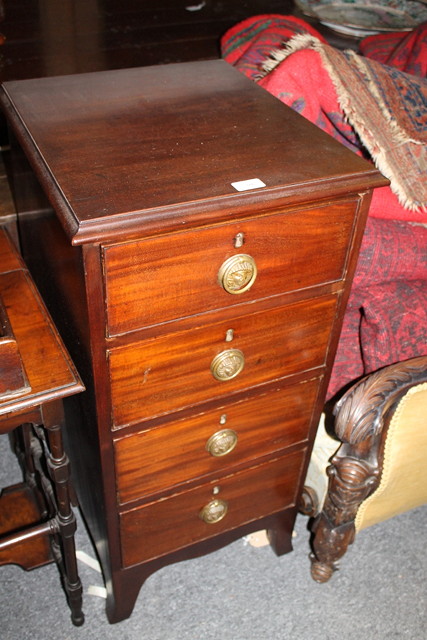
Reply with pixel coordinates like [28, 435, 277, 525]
[0, 482, 53, 569]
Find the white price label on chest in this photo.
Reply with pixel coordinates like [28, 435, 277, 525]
[231, 178, 266, 192]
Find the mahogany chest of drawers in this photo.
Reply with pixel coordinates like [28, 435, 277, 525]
[0, 59, 386, 623]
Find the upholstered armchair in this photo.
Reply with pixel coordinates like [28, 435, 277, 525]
[302, 355, 427, 582]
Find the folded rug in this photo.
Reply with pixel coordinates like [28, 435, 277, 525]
[222, 17, 427, 398]
[220, 14, 326, 79]
[261, 33, 427, 213]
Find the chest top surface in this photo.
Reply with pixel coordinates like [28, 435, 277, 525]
[1, 59, 386, 244]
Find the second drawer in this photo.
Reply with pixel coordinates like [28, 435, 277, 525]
[109, 294, 337, 427]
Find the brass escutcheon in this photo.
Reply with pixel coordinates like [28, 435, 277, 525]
[206, 429, 238, 457]
[210, 348, 245, 381]
[199, 498, 228, 524]
[218, 253, 257, 294]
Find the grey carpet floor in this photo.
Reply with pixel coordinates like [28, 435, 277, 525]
[1, 434, 426, 640]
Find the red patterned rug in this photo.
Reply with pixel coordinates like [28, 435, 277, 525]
[222, 16, 427, 398]
[259, 33, 427, 213]
[222, 16, 427, 219]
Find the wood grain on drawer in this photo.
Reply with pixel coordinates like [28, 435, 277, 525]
[114, 377, 319, 503]
[109, 295, 337, 427]
[120, 449, 305, 567]
[103, 201, 356, 335]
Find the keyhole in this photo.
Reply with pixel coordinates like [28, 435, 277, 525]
[234, 232, 245, 248]
[225, 329, 234, 342]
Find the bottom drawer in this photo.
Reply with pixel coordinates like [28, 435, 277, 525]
[120, 448, 305, 567]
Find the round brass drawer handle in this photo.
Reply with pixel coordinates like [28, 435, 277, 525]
[210, 349, 245, 381]
[218, 253, 257, 294]
[206, 429, 238, 457]
[199, 498, 228, 524]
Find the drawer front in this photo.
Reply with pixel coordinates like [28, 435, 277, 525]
[109, 294, 337, 427]
[120, 449, 305, 567]
[114, 377, 320, 504]
[104, 201, 356, 335]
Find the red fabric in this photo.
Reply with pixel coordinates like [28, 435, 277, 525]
[256, 46, 427, 396]
[368, 185, 419, 222]
[222, 16, 427, 398]
[360, 21, 427, 77]
[221, 14, 326, 78]
[258, 48, 363, 155]
[222, 17, 427, 222]
[327, 218, 427, 399]
[258, 47, 426, 222]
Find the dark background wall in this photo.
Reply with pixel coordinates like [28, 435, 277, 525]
[0, 0, 294, 80]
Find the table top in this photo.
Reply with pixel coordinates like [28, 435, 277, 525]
[0, 60, 386, 245]
[0, 228, 84, 421]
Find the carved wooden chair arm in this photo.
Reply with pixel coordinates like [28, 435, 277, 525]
[307, 355, 427, 583]
[333, 355, 427, 445]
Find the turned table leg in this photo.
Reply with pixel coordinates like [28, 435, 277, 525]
[41, 401, 84, 626]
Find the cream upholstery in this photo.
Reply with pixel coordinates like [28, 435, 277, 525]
[304, 414, 339, 512]
[355, 382, 427, 531]
[305, 381, 427, 532]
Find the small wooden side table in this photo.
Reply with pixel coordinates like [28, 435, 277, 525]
[0, 227, 85, 625]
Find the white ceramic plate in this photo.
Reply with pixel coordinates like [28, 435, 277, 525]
[295, 0, 427, 34]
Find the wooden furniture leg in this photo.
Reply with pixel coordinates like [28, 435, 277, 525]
[0, 225, 85, 623]
[13, 423, 48, 517]
[309, 356, 427, 582]
[41, 401, 84, 626]
[0, 413, 84, 625]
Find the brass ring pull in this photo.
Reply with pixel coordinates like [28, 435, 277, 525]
[206, 429, 238, 457]
[210, 349, 245, 381]
[199, 499, 228, 524]
[218, 254, 257, 294]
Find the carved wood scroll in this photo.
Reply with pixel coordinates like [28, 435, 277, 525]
[309, 355, 427, 582]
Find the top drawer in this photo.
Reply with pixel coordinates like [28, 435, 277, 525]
[103, 200, 358, 336]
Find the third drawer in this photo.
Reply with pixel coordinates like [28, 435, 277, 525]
[114, 376, 320, 504]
